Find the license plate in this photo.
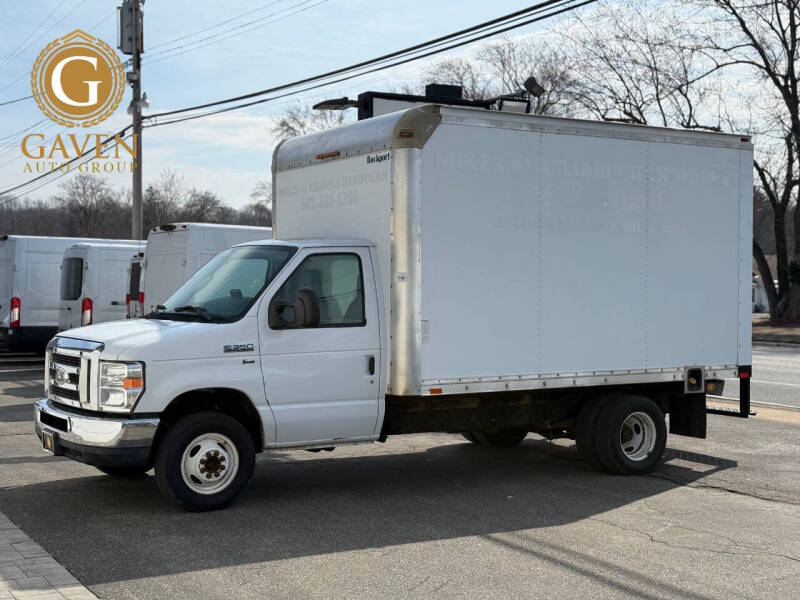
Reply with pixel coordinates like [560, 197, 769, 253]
[41, 429, 57, 455]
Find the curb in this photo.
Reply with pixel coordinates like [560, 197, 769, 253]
[752, 338, 800, 347]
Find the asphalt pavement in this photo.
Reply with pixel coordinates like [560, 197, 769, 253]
[1, 350, 800, 599]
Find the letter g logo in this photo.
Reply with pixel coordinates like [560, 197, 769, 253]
[31, 30, 125, 127]
[51, 55, 101, 107]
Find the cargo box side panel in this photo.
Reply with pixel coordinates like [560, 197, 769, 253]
[419, 125, 649, 381]
[274, 153, 393, 308]
[645, 143, 741, 367]
[538, 133, 647, 374]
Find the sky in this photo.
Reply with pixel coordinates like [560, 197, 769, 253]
[0, 0, 564, 209]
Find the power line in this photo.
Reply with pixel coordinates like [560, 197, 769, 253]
[0, 126, 130, 199]
[146, 0, 287, 52]
[144, 0, 573, 122]
[0, 94, 35, 107]
[143, 0, 326, 66]
[0, 9, 114, 96]
[1, 0, 594, 199]
[0, 0, 90, 71]
[146, 0, 594, 128]
[0, 1, 67, 69]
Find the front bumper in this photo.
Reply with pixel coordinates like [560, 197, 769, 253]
[34, 398, 159, 468]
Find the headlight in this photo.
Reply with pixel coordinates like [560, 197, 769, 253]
[99, 361, 144, 412]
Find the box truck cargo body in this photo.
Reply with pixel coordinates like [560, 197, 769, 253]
[0, 235, 115, 350]
[35, 105, 753, 510]
[272, 105, 752, 395]
[140, 223, 272, 314]
[58, 242, 144, 331]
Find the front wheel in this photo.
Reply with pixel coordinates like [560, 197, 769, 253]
[154, 412, 255, 511]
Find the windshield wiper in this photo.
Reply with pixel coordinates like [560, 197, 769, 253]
[171, 305, 223, 322]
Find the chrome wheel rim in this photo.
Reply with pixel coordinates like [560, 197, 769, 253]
[619, 411, 656, 462]
[180, 433, 239, 495]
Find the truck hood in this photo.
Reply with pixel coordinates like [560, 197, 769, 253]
[56, 318, 252, 361]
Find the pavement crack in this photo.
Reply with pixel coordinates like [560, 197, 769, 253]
[588, 516, 800, 564]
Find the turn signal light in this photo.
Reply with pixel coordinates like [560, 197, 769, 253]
[123, 377, 143, 389]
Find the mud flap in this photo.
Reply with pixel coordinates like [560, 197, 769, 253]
[669, 394, 707, 439]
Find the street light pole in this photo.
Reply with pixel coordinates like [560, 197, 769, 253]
[130, 0, 143, 240]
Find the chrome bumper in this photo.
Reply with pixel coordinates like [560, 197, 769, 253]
[34, 398, 159, 466]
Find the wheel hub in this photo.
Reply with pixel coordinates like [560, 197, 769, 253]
[619, 411, 656, 462]
[181, 433, 239, 494]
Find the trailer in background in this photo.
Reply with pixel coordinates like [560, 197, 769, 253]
[0, 235, 120, 351]
[57, 241, 144, 331]
[140, 223, 272, 314]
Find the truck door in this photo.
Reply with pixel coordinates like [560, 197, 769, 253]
[259, 247, 381, 445]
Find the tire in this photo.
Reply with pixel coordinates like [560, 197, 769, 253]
[471, 428, 528, 448]
[574, 399, 604, 469]
[154, 412, 255, 511]
[593, 395, 666, 475]
[96, 465, 150, 477]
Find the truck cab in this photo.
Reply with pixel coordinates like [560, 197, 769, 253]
[36, 239, 383, 509]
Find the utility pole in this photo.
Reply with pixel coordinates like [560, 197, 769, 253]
[119, 0, 144, 239]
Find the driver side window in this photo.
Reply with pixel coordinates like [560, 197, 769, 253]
[273, 253, 365, 328]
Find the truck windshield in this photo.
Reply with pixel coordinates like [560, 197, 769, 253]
[150, 245, 296, 322]
[60, 257, 83, 301]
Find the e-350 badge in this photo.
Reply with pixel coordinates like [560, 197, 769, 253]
[224, 344, 254, 353]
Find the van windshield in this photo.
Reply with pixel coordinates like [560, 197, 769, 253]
[60, 258, 83, 301]
[149, 245, 296, 322]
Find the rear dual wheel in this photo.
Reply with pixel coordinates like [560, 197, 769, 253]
[575, 394, 666, 475]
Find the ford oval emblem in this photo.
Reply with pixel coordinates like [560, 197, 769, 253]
[55, 367, 69, 385]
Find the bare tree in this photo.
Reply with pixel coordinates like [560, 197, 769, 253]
[272, 103, 352, 141]
[55, 175, 120, 237]
[143, 169, 188, 231]
[695, 0, 800, 317]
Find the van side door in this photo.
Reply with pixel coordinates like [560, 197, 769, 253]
[258, 247, 381, 445]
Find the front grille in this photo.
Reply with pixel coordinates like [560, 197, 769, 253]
[52, 353, 80, 367]
[40, 411, 69, 432]
[52, 386, 80, 401]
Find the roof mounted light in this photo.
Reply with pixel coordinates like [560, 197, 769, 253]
[524, 76, 545, 98]
[313, 97, 357, 111]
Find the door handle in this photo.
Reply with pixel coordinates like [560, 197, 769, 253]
[111, 301, 122, 306]
[368, 355, 375, 375]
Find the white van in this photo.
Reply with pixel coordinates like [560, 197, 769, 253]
[58, 242, 144, 331]
[126, 251, 145, 318]
[140, 223, 271, 314]
[0, 235, 114, 351]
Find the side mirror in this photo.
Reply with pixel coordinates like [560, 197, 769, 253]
[268, 287, 320, 329]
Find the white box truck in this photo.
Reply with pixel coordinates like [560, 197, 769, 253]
[35, 105, 753, 510]
[139, 223, 272, 315]
[57, 242, 145, 331]
[0, 235, 117, 351]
